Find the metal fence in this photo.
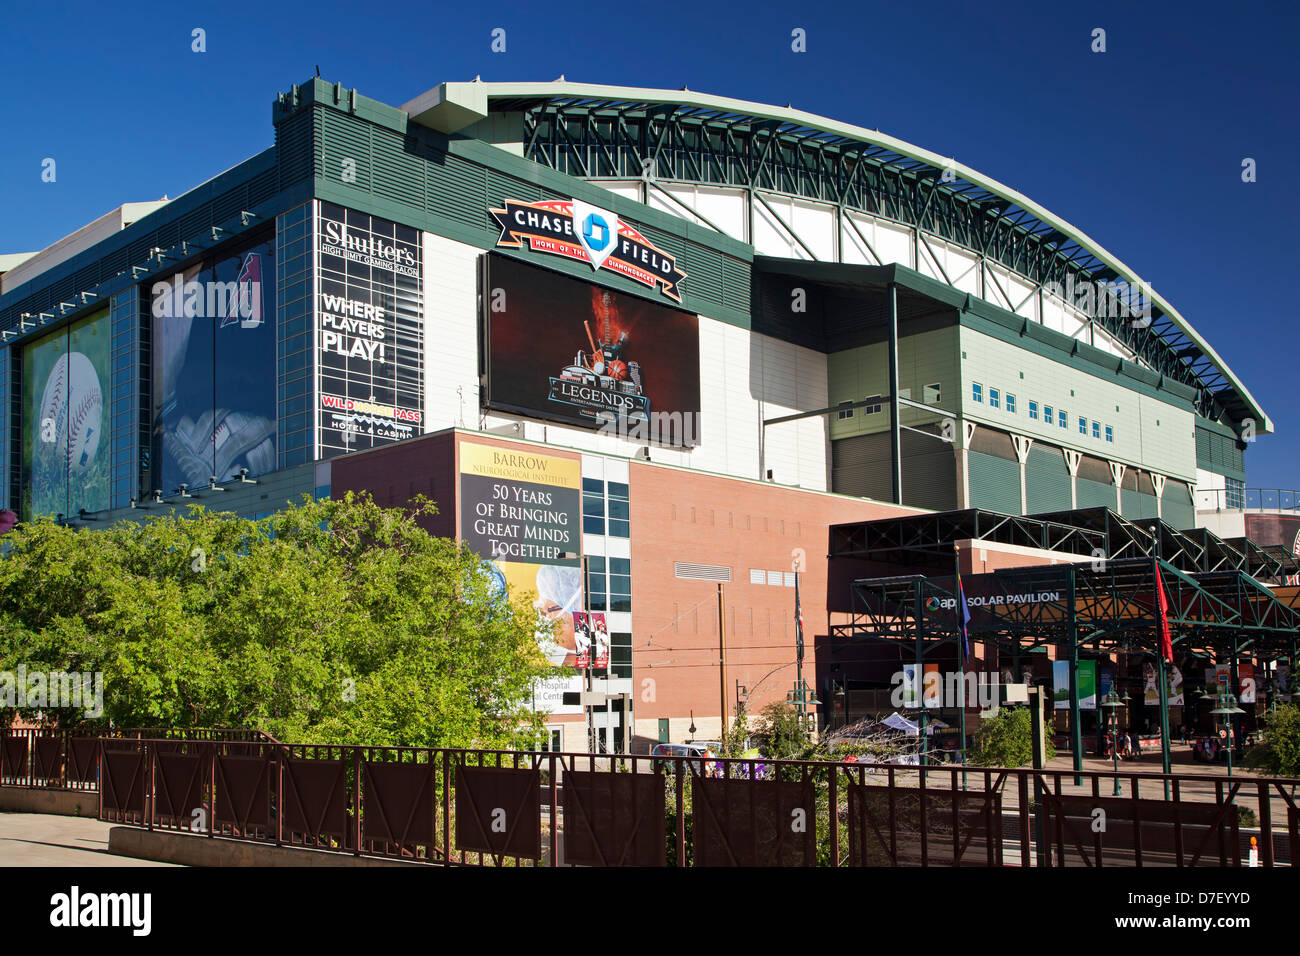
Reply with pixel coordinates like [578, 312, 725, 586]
[1195, 487, 1300, 513]
[6, 729, 1297, 867]
[0, 727, 275, 790]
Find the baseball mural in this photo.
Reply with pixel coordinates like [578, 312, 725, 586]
[21, 308, 111, 518]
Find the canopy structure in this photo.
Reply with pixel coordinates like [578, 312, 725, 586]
[831, 556, 1300, 778]
[830, 506, 1300, 581]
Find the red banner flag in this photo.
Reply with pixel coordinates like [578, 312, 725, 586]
[1155, 566, 1174, 663]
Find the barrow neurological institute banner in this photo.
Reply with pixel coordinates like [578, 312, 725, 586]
[458, 443, 586, 714]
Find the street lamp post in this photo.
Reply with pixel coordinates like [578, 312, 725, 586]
[1102, 690, 1126, 796]
[1210, 687, 1246, 780]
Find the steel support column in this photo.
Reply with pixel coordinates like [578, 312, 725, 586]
[1068, 566, 1082, 784]
[887, 281, 902, 504]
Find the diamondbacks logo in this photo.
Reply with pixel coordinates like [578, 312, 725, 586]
[490, 198, 687, 301]
[220, 252, 263, 328]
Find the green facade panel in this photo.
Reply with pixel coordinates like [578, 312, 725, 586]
[1122, 489, 1159, 522]
[1077, 476, 1115, 511]
[967, 451, 1021, 514]
[1025, 444, 1072, 514]
[1162, 488, 1195, 531]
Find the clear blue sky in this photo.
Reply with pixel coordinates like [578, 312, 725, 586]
[2, 0, 1295, 485]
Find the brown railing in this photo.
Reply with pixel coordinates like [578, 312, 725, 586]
[14, 732, 1293, 867]
[0, 727, 275, 790]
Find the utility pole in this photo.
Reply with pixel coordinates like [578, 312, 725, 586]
[717, 583, 728, 745]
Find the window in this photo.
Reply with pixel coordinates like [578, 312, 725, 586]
[584, 556, 608, 612]
[836, 403, 854, 420]
[608, 557, 631, 612]
[1043, 404, 1053, 424]
[1005, 393, 1016, 414]
[1078, 416, 1087, 435]
[583, 478, 605, 536]
[1105, 425, 1114, 443]
[538, 728, 562, 752]
[1058, 409, 1068, 429]
[972, 383, 983, 403]
[1225, 477, 1245, 509]
[1092, 421, 1101, 439]
[584, 478, 628, 538]
[607, 482, 629, 538]
[863, 402, 883, 415]
[923, 383, 942, 405]
[989, 388, 1000, 410]
[1029, 401, 1039, 421]
[611, 631, 632, 679]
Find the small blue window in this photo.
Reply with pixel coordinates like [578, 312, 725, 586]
[1078, 416, 1087, 435]
[1058, 409, 1068, 429]
[972, 383, 983, 403]
[1105, 425, 1114, 443]
[1092, 421, 1101, 439]
[989, 388, 1000, 410]
[1005, 394, 1016, 414]
[1029, 401, 1038, 421]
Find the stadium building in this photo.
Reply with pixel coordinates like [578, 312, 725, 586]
[1, 78, 1293, 758]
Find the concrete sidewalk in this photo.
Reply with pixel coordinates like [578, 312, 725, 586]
[0, 812, 179, 867]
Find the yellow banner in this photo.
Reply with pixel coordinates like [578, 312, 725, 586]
[459, 442, 580, 489]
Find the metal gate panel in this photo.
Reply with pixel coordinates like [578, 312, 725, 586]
[101, 749, 147, 819]
[67, 737, 99, 784]
[152, 750, 208, 825]
[1045, 792, 1239, 867]
[362, 760, 436, 847]
[31, 736, 63, 784]
[1, 735, 28, 782]
[561, 770, 665, 866]
[847, 782, 1004, 866]
[692, 776, 817, 867]
[214, 752, 273, 831]
[281, 758, 349, 846]
[454, 765, 541, 860]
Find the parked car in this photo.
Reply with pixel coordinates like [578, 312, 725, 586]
[649, 742, 716, 774]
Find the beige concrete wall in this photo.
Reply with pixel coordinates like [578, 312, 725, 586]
[0, 785, 99, 817]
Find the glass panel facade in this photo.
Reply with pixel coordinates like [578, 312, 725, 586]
[0, 345, 9, 511]
[109, 286, 148, 506]
[278, 203, 315, 467]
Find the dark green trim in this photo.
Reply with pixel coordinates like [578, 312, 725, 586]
[0, 155, 305, 349]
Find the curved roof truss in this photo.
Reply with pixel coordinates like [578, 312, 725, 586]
[405, 81, 1269, 432]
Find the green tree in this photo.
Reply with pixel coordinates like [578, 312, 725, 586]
[754, 701, 810, 759]
[1245, 703, 1300, 777]
[0, 493, 554, 748]
[968, 706, 1054, 767]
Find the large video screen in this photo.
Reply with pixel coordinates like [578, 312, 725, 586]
[151, 234, 277, 494]
[483, 255, 700, 445]
[21, 308, 112, 518]
[315, 203, 424, 458]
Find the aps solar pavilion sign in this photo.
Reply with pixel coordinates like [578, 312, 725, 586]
[490, 198, 687, 301]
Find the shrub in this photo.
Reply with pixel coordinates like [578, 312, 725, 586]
[968, 707, 1054, 767]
